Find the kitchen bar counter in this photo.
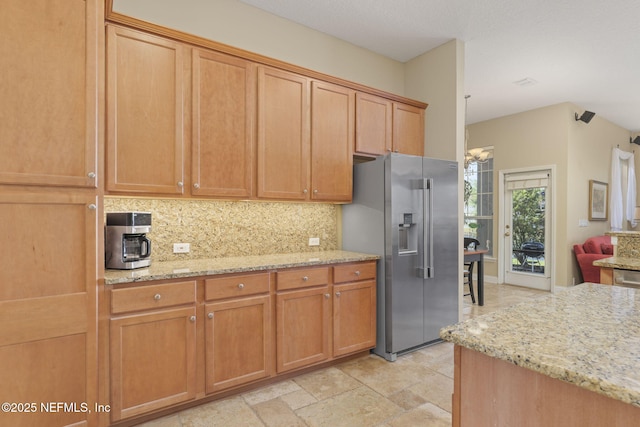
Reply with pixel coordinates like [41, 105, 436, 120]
[104, 250, 379, 285]
[594, 256, 640, 271]
[440, 283, 640, 408]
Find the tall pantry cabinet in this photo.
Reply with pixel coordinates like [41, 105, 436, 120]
[0, 1, 102, 427]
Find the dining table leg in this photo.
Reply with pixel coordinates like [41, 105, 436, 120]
[477, 254, 484, 306]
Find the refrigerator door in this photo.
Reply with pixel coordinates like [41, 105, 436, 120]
[387, 154, 425, 353]
[422, 157, 459, 342]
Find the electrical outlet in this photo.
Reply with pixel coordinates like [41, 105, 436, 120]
[173, 243, 190, 254]
[308, 237, 320, 246]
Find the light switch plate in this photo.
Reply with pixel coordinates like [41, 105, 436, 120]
[308, 237, 320, 246]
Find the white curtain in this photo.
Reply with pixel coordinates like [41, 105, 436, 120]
[610, 147, 637, 230]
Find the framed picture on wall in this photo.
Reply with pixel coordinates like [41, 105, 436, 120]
[589, 180, 608, 221]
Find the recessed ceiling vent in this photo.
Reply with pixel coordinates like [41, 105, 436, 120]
[513, 77, 538, 87]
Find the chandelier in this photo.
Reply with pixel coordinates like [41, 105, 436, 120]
[464, 95, 492, 168]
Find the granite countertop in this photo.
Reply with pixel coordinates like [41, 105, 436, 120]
[104, 250, 379, 285]
[440, 283, 640, 407]
[593, 256, 640, 271]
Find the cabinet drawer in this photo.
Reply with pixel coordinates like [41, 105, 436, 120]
[333, 262, 377, 284]
[277, 267, 329, 291]
[205, 273, 270, 301]
[111, 281, 196, 314]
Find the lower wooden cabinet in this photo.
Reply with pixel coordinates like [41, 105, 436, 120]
[203, 273, 271, 393]
[276, 285, 331, 373]
[106, 261, 376, 423]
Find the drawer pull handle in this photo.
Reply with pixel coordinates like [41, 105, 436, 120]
[190, 315, 196, 322]
[336, 292, 341, 297]
[154, 294, 161, 301]
[355, 270, 361, 276]
[238, 283, 245, 289]
[208, 312, 214, 319]
[303, 276, 309, 282]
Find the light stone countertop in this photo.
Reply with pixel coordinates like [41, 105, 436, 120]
[104, 250, 379, 285]
[440, 283, 640, 407]
[594, 256, 640, 271]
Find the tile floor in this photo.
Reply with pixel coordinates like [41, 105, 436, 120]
[138, 282, 548, 427]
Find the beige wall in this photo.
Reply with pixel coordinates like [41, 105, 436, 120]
[468, 102, 631, 286]
[112, 0, 405, 94]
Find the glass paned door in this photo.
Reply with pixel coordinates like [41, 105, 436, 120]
[503, 170, 551, 290]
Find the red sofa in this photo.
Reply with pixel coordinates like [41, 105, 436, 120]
[573, 235, 613, 283]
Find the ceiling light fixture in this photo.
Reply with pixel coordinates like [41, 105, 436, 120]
[575, 110, 596, 123]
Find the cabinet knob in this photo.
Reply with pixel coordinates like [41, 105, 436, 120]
[394, 149, 399, 153]
[193, 183, 200, 189]
[238, 283, 245, 289]
[177, 181, 184, 187]
[336, 292, 341, 297]
[154, 294, 161, 301]
[302, 276, 309, 282]
[190, 315, 196, 322]
[303, 189, 308, 194]
[208, 312, 214, 319]
[325, 293, 330, 299]
[87, 172, 96, 179]
[313, 189, 318, 194]
[355, 270, 361, 276]
[87, 204, 97, 210]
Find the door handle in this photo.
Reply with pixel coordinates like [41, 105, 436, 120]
[504, 231, 511, 236]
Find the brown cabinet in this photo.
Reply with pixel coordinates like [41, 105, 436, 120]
[355, 93, 393, 156]
[355, 94, 425, 157]
[393, 103, 425, 156]
[0, 190, 99, 427]
[106, 25, 186, 195]
[257, 66, 310, 200]
[192, 49, 256, 198]
[310, 81, 354, 202]
[0, 0, 99, 188]
[109, 281, 197, 422]
[333, 263, 377, 357]
[276, 267, 332, 373]
[204, 273, 272, 393]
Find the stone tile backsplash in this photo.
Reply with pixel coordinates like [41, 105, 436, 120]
[104, 198, 339, 262]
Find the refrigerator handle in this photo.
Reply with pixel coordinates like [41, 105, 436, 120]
[416, 178, 434, 279]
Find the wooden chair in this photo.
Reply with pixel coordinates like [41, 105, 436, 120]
[464, 238, 480, 304]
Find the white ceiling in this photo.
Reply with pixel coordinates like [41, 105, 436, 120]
[240, 0, 640, 132]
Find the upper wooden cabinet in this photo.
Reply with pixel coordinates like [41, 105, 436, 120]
[355, 93, 393, 156]
[0, 0, 99, 188]
[192, 49, 256, 198]
[106, 25, 186, 195]
[310, 81, 354, 202]
[392, 103, 425, 157]
[257, 66, 310, 200]
[355, 93, 425, 157]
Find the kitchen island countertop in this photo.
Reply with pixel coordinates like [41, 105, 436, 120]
[104, 250, 379, 285]
[594, 256, 640, 271]
[440, 283, 640, 407]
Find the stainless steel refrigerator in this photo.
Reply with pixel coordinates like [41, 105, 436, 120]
[342, 153, 458, 361]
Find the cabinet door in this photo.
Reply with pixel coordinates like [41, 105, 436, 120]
[192, 49, 256, 198]
[276, 287, 330, 373]
[107, 25, 185, 195]
[0, 0, 99, 188]
[205, 295, 271, 393]
[333, 280, 377, 357]
[393, 103, 425, 156]
[310, 81, 354, 202]
[0, 190, 98, 427]
[355, 92, 392, 156]
[257, 66, 309, 200]
[110, 307, 197, 421]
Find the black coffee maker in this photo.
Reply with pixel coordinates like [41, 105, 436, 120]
[105, 212, 152, 270]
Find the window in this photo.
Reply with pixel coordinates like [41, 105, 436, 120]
[464, 153, 493, 256]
